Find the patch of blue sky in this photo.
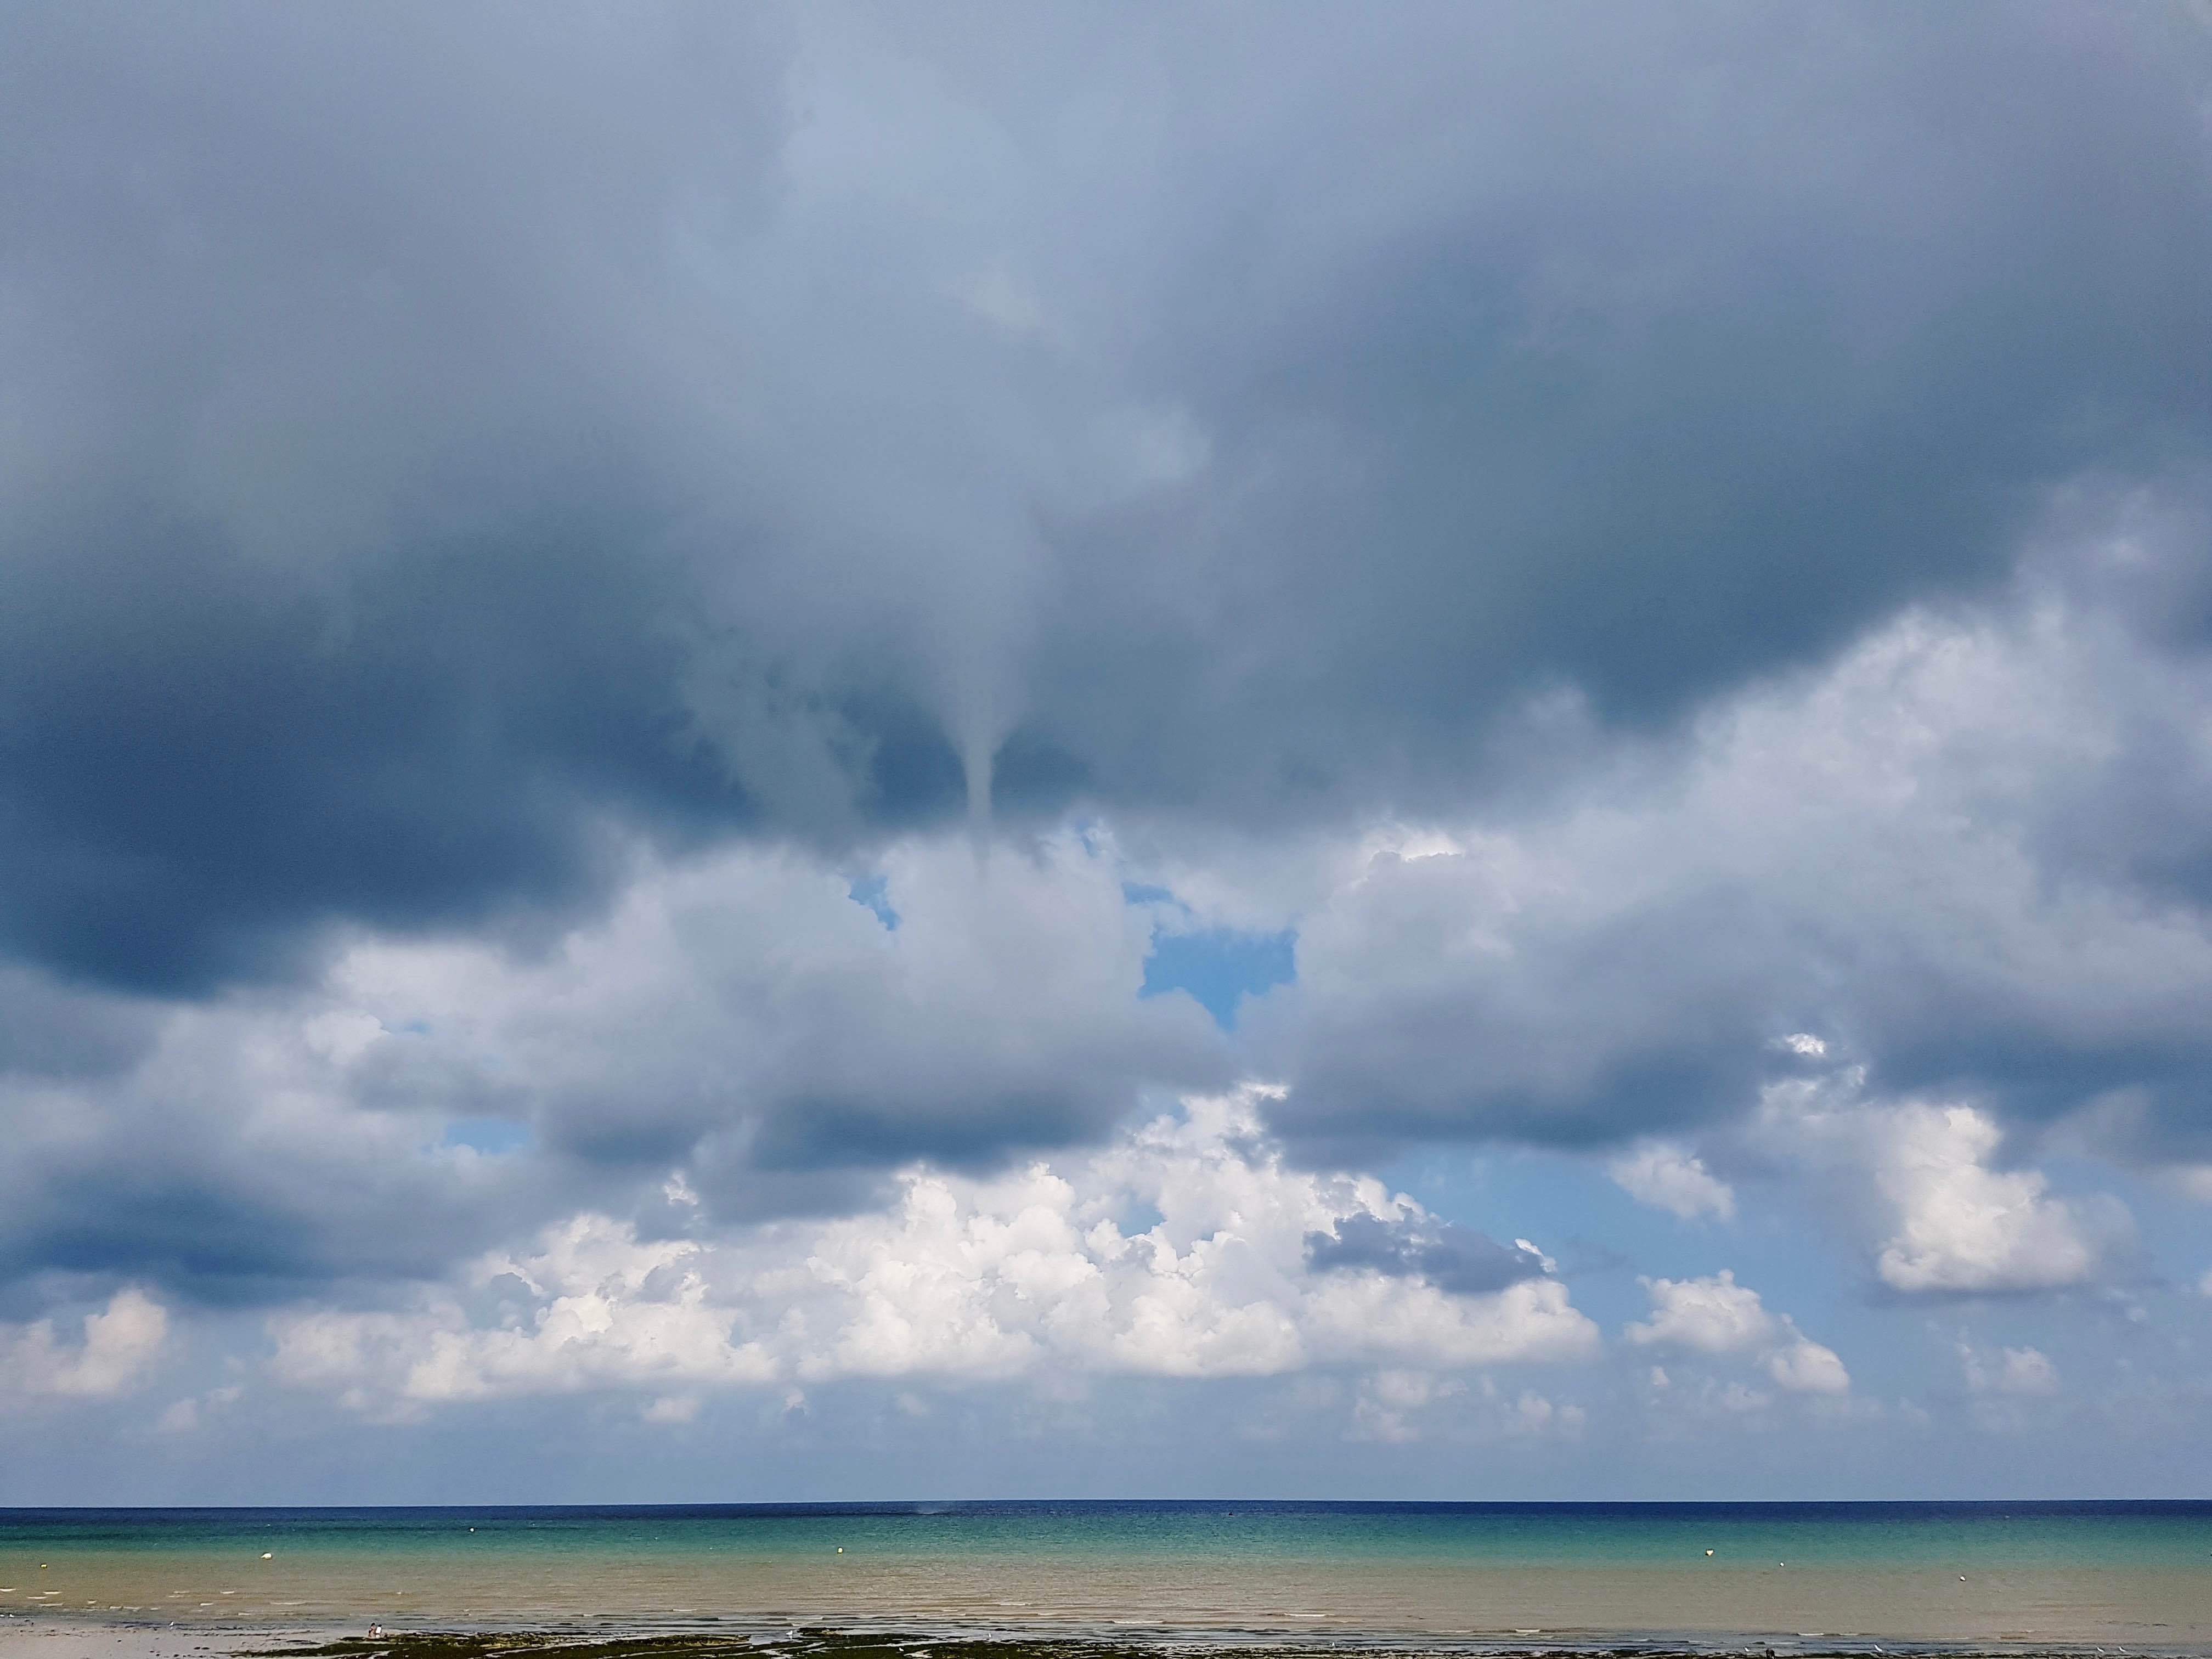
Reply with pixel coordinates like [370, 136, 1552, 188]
[1387, 1149, 1679, 1328]
[848, 874, 900, 930]
[1386, 1144, 2195, 1414]
[441, 1116, 533, 1156]
[1118, 1200, 1167, 1237]
[1387, 1145, 1872, 1370]
[1139, 924, 1295, 1030]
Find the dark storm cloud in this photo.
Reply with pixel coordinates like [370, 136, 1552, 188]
[2, 3, 2207, 995]
[0, 963, 159, 1079]
[1305, 1215, 1547, 1297]
[2, 514, 727, 989]
[0, 1025, 563, 1307]
[0, 3, 969, 991]
[996, 2, 2212, 813]
[1265, 882, 1808, 1152]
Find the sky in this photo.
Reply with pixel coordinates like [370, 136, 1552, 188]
[3, 1, 2212, 1503]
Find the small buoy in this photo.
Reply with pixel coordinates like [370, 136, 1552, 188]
[1960, 1576, 1968, 1582]
[1705, 1549, 1714, 1557]
[836, 1547, 844, 1554]
[261, 1553, 273, 1560]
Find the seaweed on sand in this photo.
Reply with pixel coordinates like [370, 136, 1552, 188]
[240, 1632, 1255, 1659]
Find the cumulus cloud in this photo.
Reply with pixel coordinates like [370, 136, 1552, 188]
[271, 1217, 776, 1414]
[269, 1092, 1597, 1414]
[1627, 1272, 1778, 1355]
[0, 830, 1226, 1301]
[0, 986, 558, 1302]
[155, 1383, 241, 1436]
[1763, 1338, 1852, 1397]
[1349, 1371, 1465, 1444]
[1608, 1142, 1736, 1221]
[1344, 1371, 1587, 1446]
[1626, 1272, 1849, 1396]
[1504, 1388, 1588, 1438]
[1960, 1342, 2059, 1397]
[1254, 567, 2212, 1158]
[1865, 1110, 2107, 1295]
[332, 828, 1226, 1187]
[1760, 1073, 2130, 1295]
[0, 1289, 167, 1401]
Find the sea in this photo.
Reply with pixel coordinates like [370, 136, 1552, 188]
[2, 1502, 2209, 1652]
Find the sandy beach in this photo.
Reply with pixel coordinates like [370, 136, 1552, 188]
[0, 1620, 334, 1659]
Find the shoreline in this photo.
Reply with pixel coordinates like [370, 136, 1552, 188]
[9, 1615, 2212, 1659]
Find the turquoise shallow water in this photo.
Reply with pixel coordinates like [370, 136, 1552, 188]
[3, 1504, 2209, 1648]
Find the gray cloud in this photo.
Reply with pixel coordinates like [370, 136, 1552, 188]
[1, 3, 2205, 994]
[3, 0, 2212, 1401]
[0, 835, 1231, 1305]
[1248, 520, 2212, 1165]
[1305, 1215, 1548, 1297]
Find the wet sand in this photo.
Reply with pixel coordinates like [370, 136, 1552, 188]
[6, 1555, 2210, 1650]
[0, 1620, 317, 1659]
[8, 1621, 2212, 1659]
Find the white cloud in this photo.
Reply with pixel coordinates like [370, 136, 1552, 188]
[301, 1009, 387, 1065]
[1760, 1074, 2125, 1294]
[272, 1218, 777, 1410]
[1626, 1271, 1849, 1395]
[1961, 1342, 2058, 1396]
[1506, 1387, 1588, 1438]
[1627, 1271, 1775, 1354]
[0, 1289, 168, 1401]
[1609, 1141, 1735, 1221]
[327, 826, 1226, 1198]
[1764, 1336, 1850, 1396]
[1870, 1107, 2102, 1294]
[1350, 1369, 1463, 1443]
[270, 1090, 1599, 1413]
[1346, 1371, 1585, 1444]
[2170, 1165, 2212, 1203]
[154, 1383, 241, 1435]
